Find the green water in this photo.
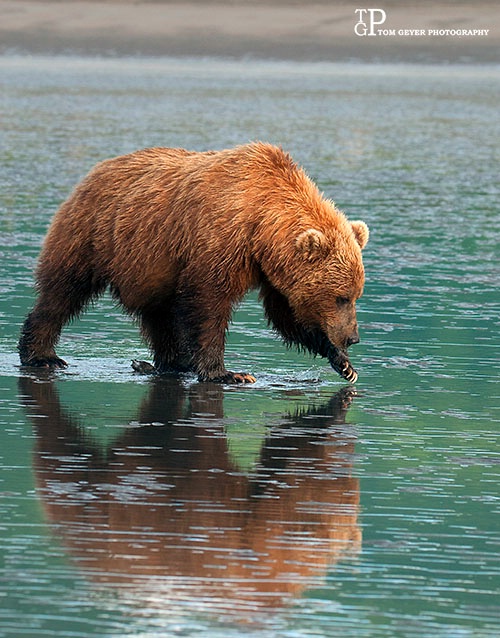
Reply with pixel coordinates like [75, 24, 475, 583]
[1, 56, 499, 637]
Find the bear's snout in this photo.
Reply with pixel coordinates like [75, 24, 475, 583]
[346, 332, 360, 348]
[325, 318, 359, 352]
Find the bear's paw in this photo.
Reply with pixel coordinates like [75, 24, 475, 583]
[21, 355, 68, 370]
[209, 371, 257, 384]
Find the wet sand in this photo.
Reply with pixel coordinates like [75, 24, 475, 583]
[1, 1, 498, 63]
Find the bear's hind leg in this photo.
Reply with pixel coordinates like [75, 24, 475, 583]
[19, 270, 105, 368]
[19, 309, 68, 369]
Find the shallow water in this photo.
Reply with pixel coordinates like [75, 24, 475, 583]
[1, 56, 499, 637]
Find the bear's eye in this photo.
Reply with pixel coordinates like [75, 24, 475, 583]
[336, 296, 350, 306]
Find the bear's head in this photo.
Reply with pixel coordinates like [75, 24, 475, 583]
[292, 217, 369, 382]
[260, 212, 369, 383]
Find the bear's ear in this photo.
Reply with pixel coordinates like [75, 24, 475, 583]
[296, 228, 330, 261]
[351, 220, 369, 250]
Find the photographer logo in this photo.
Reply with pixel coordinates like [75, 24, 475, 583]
[354, 8, 489, 38]
[354, 9, 387, 36]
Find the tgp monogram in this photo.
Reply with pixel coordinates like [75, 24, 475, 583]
[354, 9, 387, 36]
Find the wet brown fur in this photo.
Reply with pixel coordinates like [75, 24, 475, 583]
[19, 142, 369, 382]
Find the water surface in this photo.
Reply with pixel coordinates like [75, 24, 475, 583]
[1, 56, 499, 637]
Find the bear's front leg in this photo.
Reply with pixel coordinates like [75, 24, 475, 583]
[185, 300, 256, 384]
[194, 333, 256, 384]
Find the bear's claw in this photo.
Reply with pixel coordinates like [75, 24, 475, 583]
[232, 372, 257, 384]
[342, 364, 358, 384]
[211, 371, 257, 384]
[328, 348, 358, 384]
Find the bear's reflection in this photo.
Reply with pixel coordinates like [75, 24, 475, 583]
[19, 376, 361, 613]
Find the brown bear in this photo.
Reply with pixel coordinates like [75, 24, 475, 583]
[19, 142, 369, 383]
